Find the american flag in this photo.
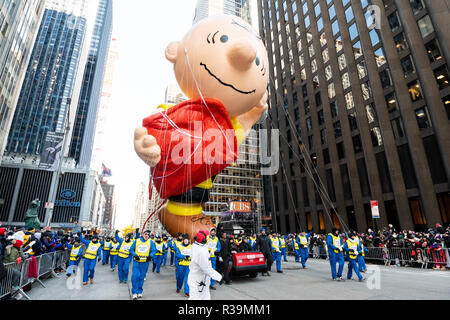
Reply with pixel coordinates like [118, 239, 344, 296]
[102, 163, 112, 176]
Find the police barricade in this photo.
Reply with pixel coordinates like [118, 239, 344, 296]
[38, 252, 56, 278]
[0, 261, 23, 299]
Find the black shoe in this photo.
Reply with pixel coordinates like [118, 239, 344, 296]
[277, 270, 283, 273]
[210, 286, 216, 290]
[176, 289, 180, 293]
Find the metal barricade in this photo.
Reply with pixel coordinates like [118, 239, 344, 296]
[0, 261, 23, 299]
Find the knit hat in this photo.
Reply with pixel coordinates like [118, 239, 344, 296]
[0, 228, 5, 236]
[194, 230, 209, 244]
[13, 239, 23, 248]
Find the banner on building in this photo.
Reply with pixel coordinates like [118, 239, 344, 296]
[371, 200, 380, 218]
[229, 201, 251, 213]
[39, 131, 64, 170]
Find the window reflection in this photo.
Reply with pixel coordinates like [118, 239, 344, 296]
[353, 41, 362, 59]
[322, 47, 329, 63]
[374, 47, 387, 67]
[370, 127, 383, 147]
[385, 92, 398, 113]
[325, 65, 332, 80]
[415, 106, 432, 129]
[335, 36, 343, 52]
[365, 103, 378, 124]
[408, 80, 422, 102]
[342, 72, 350, 90]
[357, 61, 367, 79]
[328, 83, 335, 98]
[361, 81, 372, 100]
[393, 33, 408, 53]
[338, 53, 347, 70]
[345, 91, 354, 109]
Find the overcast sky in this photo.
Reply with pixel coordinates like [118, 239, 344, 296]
[101, 0, 258, 229]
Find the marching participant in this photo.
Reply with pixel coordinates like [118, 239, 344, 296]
[280, 234, 287, 262]
[101, 236, 112, 265]
[187, 230, 222, 300]
[206, 227, 221, 290]
[162, 234, 169, 266]
[80, 234, 103, 285]
[129, 230, 156, 299]
[152, 235, 166, 273]
[326, 227, 345, 281]
[269, 231, 283, 273]
[293, 234, 301, 263]
[356, 234, 369, 272]
[115, 230, 134, 283]
[296, 231, 312, 269]
[249, 233, 257, 250]
[344, 232, 365, 281]
[175, 234, 191, 297]
[109, 237, 120, 271]
[65, 237, 82, 276]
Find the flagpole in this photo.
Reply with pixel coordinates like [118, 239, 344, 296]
[45, 98, 71, 227]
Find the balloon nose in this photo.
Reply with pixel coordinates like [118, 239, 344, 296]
[227, 40, 256, 71]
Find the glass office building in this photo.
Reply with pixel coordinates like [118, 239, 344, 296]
[193, 0, 252, 24]
[0, 0, 45, 158]
[258, 0, 449, 233]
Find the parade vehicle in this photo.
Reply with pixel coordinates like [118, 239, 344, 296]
[230, 251, 267, 278]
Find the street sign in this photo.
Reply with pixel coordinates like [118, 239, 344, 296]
[45, 202, 54, 209]
[371, 200, 380, 218]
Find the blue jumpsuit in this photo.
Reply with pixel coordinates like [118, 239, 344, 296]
[357, 240, 369, 272]
[115, 233, 133, 283]
[101, 240, 111, 265]
[174, 243, 191, 294]
[344, 239, 364, 281]
[206, 235, 221, 286]
[280, 236, 288, 262]
[65, 242, 82, 275]
[80, 236, 103, 283]
[168, 239, 175, 266]
[152, 240, 166, 273]
[129, 238, 156, 295]
[296, 233, 312, 268]
[326, 233, 345, 280]
[163, 240, 169, 266]
[270, 236, 282, 272]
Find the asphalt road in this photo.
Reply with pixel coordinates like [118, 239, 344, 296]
[27, 257, 450, 300]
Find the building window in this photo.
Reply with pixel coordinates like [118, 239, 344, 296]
[322, 48, 329, 63]
[303, 1, 308, 15]
[345, 91, 354, 109]
[369, 29, 380, 46]
[361, 81, 372, 100]
[323, 148, 330, 164]
[417, 15, 434, 38]
[305, 15, 310, 28]
[348, 112, 358, 131]
[434, 65, 449, 89]
[332, 20, 339, 35]
[423, 135, 448, 184]
[391, 117, 405, 139]
[315, 91, 322, 106]
[400, 55, 416, 77]
[376, 152, 393, 193]
[330, 101, 338, 118]
[365, 103, 378, 124]
[374, 47, 387, 67]
[425, 40, 443, 63]
[325, 64, 332, 80]
[393, 32, 408, 52]
[388, 11, 401, 33]
[397, 144, 418, 189]
[317, 17, 324, 32]
[353, 135, 363, 154]
[318, 110, 325, 125]
[342, 72, 350, 89]
[338, 53, 347, 70]
[408, 80, 422, 102]
[334, 121, 342, 138]
[385, 92, 398, 113]
[379, 68, 392, 88]
[314, 3, 321, 17]
[409, 0, 425, 15]
[329, 4, 336, 20]
[415, 106, 432, 129]
[371, 127, 383, 147]
[353, 41, 362, 60]
[309, 44, 315, 58]
[357, 60, 367, 79]
[357, 158, 371, 197]
[342, 0, 350, 7]
[409, 197, 427, 228]
[306, 117, 312, 131]
[337, 142, 345, 159]
[335, 36, 343, 52]
[443, 95, 450, 120]
[328, 83, 336, 98]
[320, 128, 327, 144]
[345, 7, 354, 23]
[340, 164, 353, 200]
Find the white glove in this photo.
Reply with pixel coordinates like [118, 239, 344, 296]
[338, 247, 343, 252]
[219, 257, 223, 262]
[353, 250, 359, 255]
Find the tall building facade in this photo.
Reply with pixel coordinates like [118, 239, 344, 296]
[68, 0, 113, 168]
[193, 0, 252, 24]
[4, 0, 93, 156]
[258, 0, 450, 233]
[132, 181, 149, 230]
[100, 179, 116, 229]
[0, 0, 45, 158]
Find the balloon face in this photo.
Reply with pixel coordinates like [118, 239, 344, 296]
[166, 15, 269, 118]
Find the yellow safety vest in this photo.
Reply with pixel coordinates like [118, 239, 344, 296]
[329, 233, 342, 254]
[271, 237, 280, 252]
[163, 240, 169, 252]
[103, 241, 111, 251]
[280, 238, 286, 248]
[84, 242, 101, 260]
[23, 240, 35, 256]
[294, 238, 300, 250]
[250, 237, 256, 247]
[154, 241, 164, 255]
[135, 238, 151, 262]
[110, 242, 120, 255]
[235, 239, 242, 246]
[206, 236, 219, 257]
[346, 239, 358, 260]
[70, 246, 82, 261]
[118, 240, 133, 258]
[178, 244, 192, 266]
[299, 235, 308, 246]
[172, 240, 181, 253]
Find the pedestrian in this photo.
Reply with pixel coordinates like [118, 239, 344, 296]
[249, 233, 257, 250]
[256, 228, 272, 276]
[218, 232, 232, 285]
[129, 230, 156, 299]
[162, 234, 169, 266]
[187, 230, 222, 300]
[206, 227, 221, 290]
[239, 236, 253, 252]
[65, 237, 82, 276]
[293, 234, 300, 263]
[344, 232, 365, 281]
[80, 233, 102, 285]
[101, 236, 112, 265]
[152, 235, 166, 273]
[109, 237, 120, 271]
[326, 227, 345, 281]
[356, 235, 368, 272]
[269, 231, 283, 273]
[297, 231, 312, 269]
[280, 234, 288, 262]
[115, 230, 134, 283]
[175, 234, 191, 297]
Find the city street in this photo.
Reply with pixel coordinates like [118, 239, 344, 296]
[28, 258, 450, 300]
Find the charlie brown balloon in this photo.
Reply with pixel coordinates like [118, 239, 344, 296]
[134, 15, 269, 237]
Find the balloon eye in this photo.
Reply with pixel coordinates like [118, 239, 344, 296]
[255, 57, 260, 66]
[220, 35, 228, 43]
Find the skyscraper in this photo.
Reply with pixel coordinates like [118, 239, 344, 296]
[193, 0, 252, 24]
[0, 0, 45, 158]
[258, 0, 449, 233]
[4, 0, 93, 157]
[69, 0, 113, 168]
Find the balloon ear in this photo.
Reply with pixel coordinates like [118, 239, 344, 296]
[165, 41, 180, 64]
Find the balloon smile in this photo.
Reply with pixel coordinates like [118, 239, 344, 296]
[200, 62, 256, 95]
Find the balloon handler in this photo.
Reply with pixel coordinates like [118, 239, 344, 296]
[134, 15, 269, 237]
